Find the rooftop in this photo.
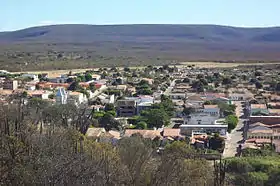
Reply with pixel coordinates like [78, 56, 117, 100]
[204, 105, 219, 109]
[123, 129, 161, 139]
[251, 104, 267, 109]
[163, 128, 182, 137]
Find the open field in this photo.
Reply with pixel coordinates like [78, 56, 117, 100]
[11, 61, 280, 77]
[179, 61, 280, 68]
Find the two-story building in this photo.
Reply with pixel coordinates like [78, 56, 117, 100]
[116, 99, 137, 117]
[2, 80, 18, 90]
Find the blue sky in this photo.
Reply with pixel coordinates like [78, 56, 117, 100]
[1, 0, 280, 31]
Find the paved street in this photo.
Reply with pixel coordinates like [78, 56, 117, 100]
[223, 101, 245, 158]
[163, 79, 176, 95]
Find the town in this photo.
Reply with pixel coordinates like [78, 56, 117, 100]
[1, 64, 280, 155]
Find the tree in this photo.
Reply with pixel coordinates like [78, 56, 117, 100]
[197, 74, 204, 79]
[22, 91, 28, 98]
[182, 78, 190, 83]
[214, 82, 220, 88]
[78, 89, 90, 98]
[276, 82, 280, 92]
[226, 115, 238, 133]
[162, 64, 169, 70]
[77, 75, 86, 82]
[115, 78, 123, 85]
[222, 77, 232, 85]
[66, 77, 74, 83]
[209, 133, 225, 152]
[89, 83, 96, 92]
[35, 84, 40, 90]
[182, 107, 195, 116]
[124, 67, 130, 72]
[104, 103, 115, 112]
[255, 71, 262, 77]
[141, 108, 169, 128]
[204, 100, 212, 105]
[48, 93, 55, 99]
[255, 81, 263, 89]
[136, 80, 153, 95]
[241, 74, 248, 81]
[191, 81, 204, 92]
[68, 81, 81, 91]
[136, 121, 148, 129]
[85, 73, 92, 82]
[99, 112, 120, 131]
[267, 168, 280, 186]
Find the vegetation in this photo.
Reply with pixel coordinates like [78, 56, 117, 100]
[226, 156, 280, 186]
[1, 25, 280, 71]
[136, 95, 175, 129]
[0, 98, 216, 185]
[226, 115, 239, 133]
[1, 94, 280, 185]
[136, 80, 153, 95]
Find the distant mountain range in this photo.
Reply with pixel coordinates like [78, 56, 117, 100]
[1, 24, 280, 71]
[1, 24, 280, 43]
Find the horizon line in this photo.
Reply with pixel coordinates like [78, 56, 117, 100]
[2, 23, 280, 32]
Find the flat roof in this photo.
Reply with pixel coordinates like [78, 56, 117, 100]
[180, 124, 228, 128]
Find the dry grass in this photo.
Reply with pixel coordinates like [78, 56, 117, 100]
[12, 61, 280, 77]
[179, 62, 280, 68]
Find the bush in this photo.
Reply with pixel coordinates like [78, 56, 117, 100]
[226, 115, 238, 133]
[235, 172, 268, 186]
[226, 159, 253, 173]
[136, 121, 148, 129]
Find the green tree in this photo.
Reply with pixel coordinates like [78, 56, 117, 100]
[267, 168, 280, 186]
[124, 67, 130, 72]
[235, 172, 268, 186]
[226, 115, 238, 133]
[182, 107, 195, 116]
[214, 82, 220, 88]
[48, 93, 55, 99]
[68, 81, 82, 91]
[104, 103, 115, 112]
[204, 100, 212, 105]
[136, 121, 148, 129]
[222, 77, 232, 85]
[85, 73, 92, 82]
[141, 109, 169, 128]
[255, 71, 262, 77]
[182, 78, 190, 83]
[209, 133, 225, 152]
[99, 112, 120, 131]
[77, 75, 86, 82]
[89, 83, 96, 92]
[66, 77, 74, 83]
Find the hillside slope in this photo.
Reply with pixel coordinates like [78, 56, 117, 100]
[0, 24, 280, 71]
[1, 24, 280, 43]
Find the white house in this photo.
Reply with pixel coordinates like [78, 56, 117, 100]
[92, 74, 101, 81]
[201, 105, 220, 116]
[228, 92, 253, 101]
[181, 114, 227, 136]
[68, 92, 88, 105]
[170, 93, 186, 100]
[0, 70, 11, 75]
[22, 74, 39, 81]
